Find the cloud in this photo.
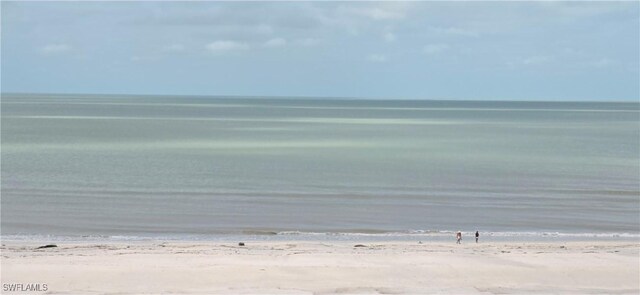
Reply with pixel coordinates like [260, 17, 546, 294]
[423, 44, 450, 55]
[4, 2, 638, 100]
[254, 24, 274, 35]
[130, 55, 158, 62]
[163, 44, 186, 52]
[41, 44, 72, 55]
[538, 1, 636, 19]
[522, 55, 551, 65]
[586, 58, 616, 68]
[507, 55, 553, 68]
[429, 26, 479, 37]
[366, 54, 387, 63]
[361, 7, 405, 20]
[383, 32, 396, 42]
[339, 3, 411, 21]
[296, 38, 321, 47]
[264, 38, 287, 48]
[561, 47, 586, 56]
[205, 40, 249, 53]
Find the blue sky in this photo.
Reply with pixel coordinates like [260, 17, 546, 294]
[2, 1, 639, 101]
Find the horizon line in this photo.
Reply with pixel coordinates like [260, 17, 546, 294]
[1, 92, 638, 104]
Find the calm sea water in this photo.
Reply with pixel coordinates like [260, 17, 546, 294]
[2, 94, 639, 241]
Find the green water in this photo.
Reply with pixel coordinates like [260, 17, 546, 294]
[1, 94, 638, 238]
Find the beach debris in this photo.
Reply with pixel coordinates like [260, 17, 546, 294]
[560, 246, 566, 249]
[354, 244, 367, 248]
[35, 244, 57, 249]
[238, 242, 245, 246]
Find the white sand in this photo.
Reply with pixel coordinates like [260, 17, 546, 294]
[1, 241, 638, 294]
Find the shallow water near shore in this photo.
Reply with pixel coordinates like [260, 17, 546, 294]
[2, 94, 639, 240]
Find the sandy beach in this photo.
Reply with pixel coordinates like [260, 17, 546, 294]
[1, 241, 638, 294]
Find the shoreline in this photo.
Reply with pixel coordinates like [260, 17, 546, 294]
[2, 240, 638, 294]
[2, 230, 639, 244]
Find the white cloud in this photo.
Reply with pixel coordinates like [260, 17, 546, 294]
[130, 55, 156, 62]
[423, 44, 449, 55]
[507, 55, 553, 68]
[205, 40, 249, 53]
[538, 1, 635, 19]
[429, 26, 479, 37]
[41, 44, 72, 55]
[163, 44, 186, 52]
[586, 58, 616, 68]
[264, 38, 287, 48]
[255, 24, 274, 35]
[383, 32, 396, 42]
[363, 7, 405, 20]
[522, 55, 551, 65]
[296, 38, 321, 47]
[336, 3, 410, 23]
[562, 47, 585, 56]
[366, 54, 387, 63]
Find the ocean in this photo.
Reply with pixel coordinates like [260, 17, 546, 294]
[1, 94, 639, 241]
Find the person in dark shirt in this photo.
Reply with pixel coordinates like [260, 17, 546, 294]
[475, 231, 479, 243]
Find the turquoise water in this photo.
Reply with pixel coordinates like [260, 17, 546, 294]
[1, 94, 639, 240]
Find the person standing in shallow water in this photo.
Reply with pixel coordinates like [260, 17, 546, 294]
[475, 231, 479, 243]
[456, 231, 462, 244]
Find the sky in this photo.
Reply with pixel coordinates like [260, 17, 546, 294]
[1, 1, 639, 101]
